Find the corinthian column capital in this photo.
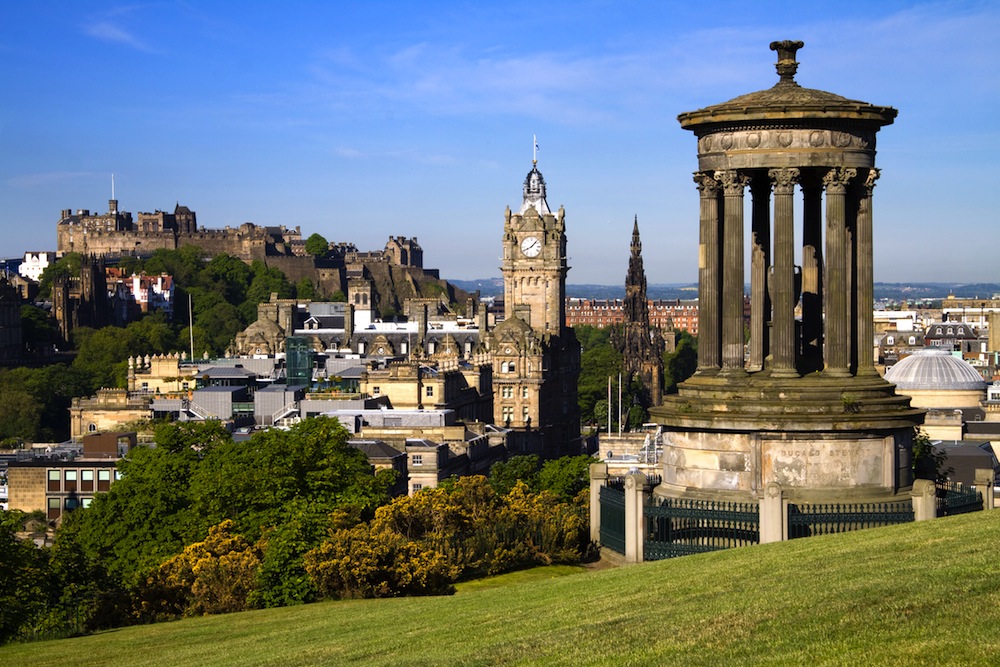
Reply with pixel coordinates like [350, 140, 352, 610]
[768, 167, 801, 194]
[694, 172, 720, 197]
[717, 169, 750, 195]
[822, 167, 857, 194]
[863, 167, 881, 194]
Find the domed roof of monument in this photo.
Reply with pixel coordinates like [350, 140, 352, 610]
[678, 41, 897, 130]
[885, 348, 987, 392]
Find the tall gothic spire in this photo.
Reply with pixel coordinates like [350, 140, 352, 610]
[613, 216, 664, 408]
[623, 215, 648, 323]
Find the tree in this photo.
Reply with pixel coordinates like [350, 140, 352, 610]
[141, 520, 262, 618]
[295, 278, 317, 300]
[303, 233, 329, 257]
[190, 417, 394, 539]
[663, 330, 698, 392]
[912, 429, 952, 483]
[37, 252, 82, 299]
[489, 455, 540, 496]
[536, 455, 596, 502]
[72, 422, 232, 586]
[0, 386, 41, 441]
[303, 523, 456, 600]
[0, 510, 51, 644]
[20, 304, 58, 356]
[577, 344, 623, 427]
[240, 261, 294, 323]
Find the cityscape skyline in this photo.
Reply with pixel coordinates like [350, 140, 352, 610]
[2, 1, 998, 285]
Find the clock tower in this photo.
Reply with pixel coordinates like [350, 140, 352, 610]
[492, 161, 580, 455]
[500, 164, 568, 335]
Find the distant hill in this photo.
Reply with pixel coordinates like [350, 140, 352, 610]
[449, 279, 698, 301]
[451, 279, 1000, 303]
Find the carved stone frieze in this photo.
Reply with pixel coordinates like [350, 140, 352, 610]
[698, 127, 872, 156]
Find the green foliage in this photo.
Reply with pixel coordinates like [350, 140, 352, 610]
[190, 417, 393, 540]
[239, 261, 294, 323]
[72, 425, 222, 586]
[536, 455, 596, 503]
[328, 290, 347, 302]
[0, 364, 92, 441]
[55, 418, 393, 628]
[311, 474, 590, 592]
[0, 510, 51, 644]
[250, 500, 330, 608]
[304, 523, 457, 600]
[20, 305, 58, 355]
[576, 326, 623, 428]
[303, 233, 329, 257]
[0, 385, 41, 441]
[70, 317, 179, 392]
[488, 455, 540, 495]
[139, 520, 262, 619]
[912, 429, 952, 483]
[663, 330, 698, 392]
[295, 278, 317, 300]
[37, 252, 82, 299]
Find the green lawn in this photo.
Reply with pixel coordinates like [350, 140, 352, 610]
[4, 511, 1000, 666]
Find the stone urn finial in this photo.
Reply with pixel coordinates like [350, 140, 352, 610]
[769, 40, 804, 85]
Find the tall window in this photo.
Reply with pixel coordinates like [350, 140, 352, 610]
[81, 469, 94, 492]
[98, 469, 111, 491]
[502, 386, 513, 399]
[48, 470, 60, 492]
[64, 470, 78, 493]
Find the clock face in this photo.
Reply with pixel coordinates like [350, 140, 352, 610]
[520, 236, 541, 258]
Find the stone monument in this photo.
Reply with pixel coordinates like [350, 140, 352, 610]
[650, 41, 924, 502]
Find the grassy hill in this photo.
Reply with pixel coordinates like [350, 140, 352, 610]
[4, 510, 1000, 666]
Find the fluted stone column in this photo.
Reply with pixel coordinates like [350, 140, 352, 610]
[823, 167, 856, 377]
[719, 169, 750, 375]
[695, 172, 721, 374]
[769, 167, 800, 377]
[749, 174, 771, 372]
[855, 168, 879, 376]
[800, 171, 824, 372]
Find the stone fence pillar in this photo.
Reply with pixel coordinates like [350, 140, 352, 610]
[759, 482, 786, 543]
[624, 472, 651, 564]
[975, 469, 995, 510]
[911, 479, 937, 521]
[589, 462, 609, 544]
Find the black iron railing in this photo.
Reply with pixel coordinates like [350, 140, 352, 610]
[644, 497, 759, 560]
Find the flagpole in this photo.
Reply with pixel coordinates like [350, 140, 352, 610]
[607, 375, 611, 438]
[618, 372, 623, 436]
[189, 293, 195, 361]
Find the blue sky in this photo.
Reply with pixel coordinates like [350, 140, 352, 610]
[2, 1, 998, 285]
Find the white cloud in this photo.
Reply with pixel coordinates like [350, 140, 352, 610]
[82, 19, 155, 52]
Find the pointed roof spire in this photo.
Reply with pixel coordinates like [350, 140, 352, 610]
[519, 163, 551, 215]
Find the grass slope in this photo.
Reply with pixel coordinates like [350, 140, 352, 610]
[4, 511, 1000, 666]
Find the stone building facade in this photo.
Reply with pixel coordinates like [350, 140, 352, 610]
[491, 163, 581, 454]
